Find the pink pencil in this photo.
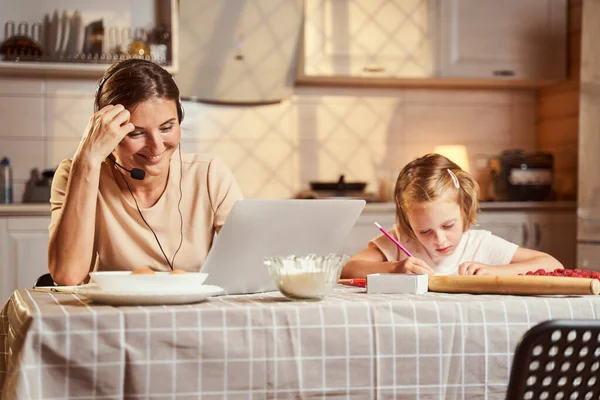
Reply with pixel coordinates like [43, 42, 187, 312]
[374, 222, 413, 257]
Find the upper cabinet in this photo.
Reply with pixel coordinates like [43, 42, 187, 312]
[0, 0, 178, 78]
[438, 0, 567, 80]
[303, 0, 435, 78]
[299, 0, 568, 87]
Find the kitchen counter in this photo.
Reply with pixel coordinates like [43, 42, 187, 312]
[0, 201, 577, 217]
[363, 201, 577, 213]
[478, 201, 577, 211]
[0, 204, 51, 217]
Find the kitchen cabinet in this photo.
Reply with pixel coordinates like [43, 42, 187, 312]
[577, 244, 600, 272]
[299, 0, 568, 88]
[342, 205, 577, 269]
[477, 210, 576, 268]
[475, 212, 530, 248]
[0, 218, 8, 305]
[438, 0, 567, 80]
[0, 216, 50, 304]
[0, 0, 178, 78]
[303, 0, 436, 78]
[339, 209, 396, 256]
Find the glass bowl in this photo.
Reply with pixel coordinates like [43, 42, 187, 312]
[264, 254, 349, 301]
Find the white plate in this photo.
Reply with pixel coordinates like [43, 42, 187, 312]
[76, 285, 223, 306]
[89, 271, 208, 294]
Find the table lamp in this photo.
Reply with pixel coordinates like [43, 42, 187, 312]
[433, 145, 470, 173]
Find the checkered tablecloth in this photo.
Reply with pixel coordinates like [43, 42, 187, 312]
[1, 287, 599, 400]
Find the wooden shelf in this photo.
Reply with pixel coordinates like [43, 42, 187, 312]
[0, 60, 177, 78]
[295, 75, 565, 90]
[0, 0, 179, 79]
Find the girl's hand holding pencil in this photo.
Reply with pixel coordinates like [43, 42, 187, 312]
[394, 257, 435, 276]
[374, 222, 435, 276]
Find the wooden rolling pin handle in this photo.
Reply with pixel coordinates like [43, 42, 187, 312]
[428, 276, 600, 296]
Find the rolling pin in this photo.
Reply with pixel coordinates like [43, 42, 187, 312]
[428, 275, 600, 296]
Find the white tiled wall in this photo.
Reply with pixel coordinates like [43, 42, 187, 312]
[0, 77, 537, 201]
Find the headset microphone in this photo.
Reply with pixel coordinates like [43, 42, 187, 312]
[110, 158, 146, 180]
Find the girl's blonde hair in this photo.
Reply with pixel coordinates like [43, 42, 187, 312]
[394, 153, 480, 239]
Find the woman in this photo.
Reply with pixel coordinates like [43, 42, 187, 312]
[48, 59, 244, 286]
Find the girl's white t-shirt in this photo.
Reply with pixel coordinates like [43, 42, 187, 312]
[369, 225, 519, 276]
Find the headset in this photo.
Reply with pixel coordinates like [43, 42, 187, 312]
[95, 59, 184, 121]
[95, 59, 184, 270]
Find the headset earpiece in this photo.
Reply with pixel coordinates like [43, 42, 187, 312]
[176, 98, 184, 123]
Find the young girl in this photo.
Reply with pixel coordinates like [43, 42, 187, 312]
[342, 153, 564, 278]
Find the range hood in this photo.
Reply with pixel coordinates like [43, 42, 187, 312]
[175, 0, 303, 105]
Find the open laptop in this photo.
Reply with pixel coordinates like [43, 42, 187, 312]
[201, 199, 366, 295]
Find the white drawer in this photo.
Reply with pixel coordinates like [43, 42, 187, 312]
[577, 244, 600, 271]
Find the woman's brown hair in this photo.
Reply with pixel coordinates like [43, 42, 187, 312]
[394, 153, 479, 239]
[95, 59, 183, 122]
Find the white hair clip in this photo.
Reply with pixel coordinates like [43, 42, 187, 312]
[447, 169, 460, 189]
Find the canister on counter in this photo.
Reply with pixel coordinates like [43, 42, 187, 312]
[0, 156, 13, 204]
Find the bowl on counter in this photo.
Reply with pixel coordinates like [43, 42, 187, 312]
[264, 254, 349, 301]
[309, 175, 367, 193]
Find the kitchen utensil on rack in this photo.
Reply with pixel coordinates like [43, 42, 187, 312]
[65, 10, 82, 55]
[121, 27, 132, 54]
[83, 19, 104, 57]
[129, 27, 149, 57]
[108, 27, 119, 54]
[1, 20, 43, 59]
[48, 10, 59, 58]
[42, 14, 50, 55]
[56, 10, 70, 56]
[148, 24, 170, 62]
[3, 21, 41, 44]
[4, 21, 15, 40]
[17, 22, 28, 36]
[108, 26, 132, 56]
[31, 23, 42, 44]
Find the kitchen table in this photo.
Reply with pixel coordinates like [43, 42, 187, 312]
[1, 286, 599, 399]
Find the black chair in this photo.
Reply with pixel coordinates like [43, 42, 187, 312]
[33, 273, 56, 288]
[506, 319, 600, 400]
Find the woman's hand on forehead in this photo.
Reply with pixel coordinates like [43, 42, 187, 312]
[79, 104, 135, 165]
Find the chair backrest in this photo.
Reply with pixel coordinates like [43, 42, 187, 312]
[506, 319, 600, 400]
[33, 273, 56, 288]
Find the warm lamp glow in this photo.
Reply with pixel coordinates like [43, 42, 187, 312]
[433, 145, 470, 173]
